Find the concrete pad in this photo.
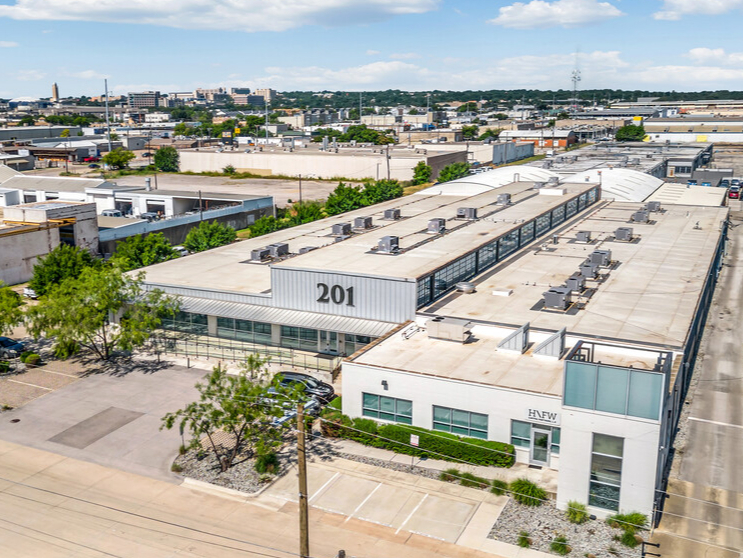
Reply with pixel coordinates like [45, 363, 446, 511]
[48, 407, 144, 449]
[403, 494, 476, 542]
[352, 483, 422, 528]
[311, 474, 380, 516]
[11, 369, 79, 390]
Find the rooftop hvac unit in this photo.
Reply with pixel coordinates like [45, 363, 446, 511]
[646, 201, 662, 212]
[332, 222, 351, 235]
[543, 286, 572, 310]
[426, 316, 472, 343]
[615, 227, 634, 241]
[632, 210, 649, 223]
[457, 207, 478, 220]
[298, 246, 317, 254]
[384, 208, 401, 220]
[497, 193, 511, 206]
[590, 249, 612, 266]
[268, 243, 289, 258]
[377, 235, 399, 253]
[251, 248, 270, 261]
[580, 261, 599, 279]
[565, 273, 585, 293]
[427, 218, 446, 234]
[547, 176, 560, 185]
[576, 230, 592, 243]
[354, 216, 373, 229]
[533, 181, 546, 189]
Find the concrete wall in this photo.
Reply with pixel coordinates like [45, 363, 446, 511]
[0, 227, 60, 285]
[427, 151, 469, 181]
[5, 202, 99, 255]
[492, 142, 535, 165]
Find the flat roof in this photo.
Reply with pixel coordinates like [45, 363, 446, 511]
[1, 175, 109, 192]
[142, 181, 596, 293]
[121, 188, 266, 202]
[646, 184, 727, 207]
[422, 202, 728, 349]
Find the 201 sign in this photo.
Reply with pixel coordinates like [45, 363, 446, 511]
[317, 283, 355, 307]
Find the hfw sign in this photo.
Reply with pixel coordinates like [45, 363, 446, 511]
[526, 408, 560, 425]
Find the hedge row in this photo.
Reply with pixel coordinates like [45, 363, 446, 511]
[322, 410, 514, 468]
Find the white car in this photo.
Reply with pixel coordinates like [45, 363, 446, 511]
[173, 246, 189, 257]
[23, 287, 38, 299]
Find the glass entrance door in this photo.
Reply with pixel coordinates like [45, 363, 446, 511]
[530, 429, 550, 466]
[319, 331, 338, 354]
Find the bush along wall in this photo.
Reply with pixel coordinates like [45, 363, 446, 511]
[322, 411, 515, 468]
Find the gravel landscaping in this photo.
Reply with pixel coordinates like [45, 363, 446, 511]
[489, 499, 643, 557]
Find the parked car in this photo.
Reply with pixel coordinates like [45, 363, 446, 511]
[140, 212, 160, 221]
[88, 163, 99, 168]
[274, 371, 335, 403]
[22, 287, 38, 299]
[0, 337, 24, 358]
[720, 179, 730, 188]
[83, 156, 99, 162]
[729, 186, 739, 199]
[701, 181, 711, 187]
[101, 209, 123, 217]
[732, 179, 740, 187]
[270, 398, 321, 427]
[142, 152, 152, 157]
[173, 246, 189, 257]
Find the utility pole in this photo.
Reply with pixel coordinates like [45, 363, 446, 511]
[385, 143, 390, 180]
[359, 92, 362, 123]
[104, 79, 112, 152]
[265, 101, 270, 143]
[297, 403, 310, 558]
[298, 174, 303, 205]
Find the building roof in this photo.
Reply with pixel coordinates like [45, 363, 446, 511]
[423, 166, 561, 196]
[1, 175, 110, 193]
[0, 164, 22, 184]
[645, 183, 727, 207]
[562, 168, 664, 202]
[500, 130, 575, 139]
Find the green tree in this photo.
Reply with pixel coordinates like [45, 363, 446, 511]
[29, 244, 99, 297]
[102, 148, 135, 169]
[361, 179, 402, 205]
[60, 128, 70, 138]
[183, 220, 237, 253]
[173, 122, 193, 136]
[0, 283, 23, 335]
[493, 113, 508, 120]
[412, 161, 433, 185]
[161, 357, 300, 472]
[324, 182, 364, 215]
[461, 125, 479, 140]
[457, 102, 478, 113]
[110, 233, 177, 271]
[26, 266, 179, 361]
[289, 200, 325, 224]
[408, 108, 420, 115]
[547, 119, 556, 128]
[615, 125, 646, 142]
[19, 115, 35, 126]
[153, 146, 179, 172]
[437, 162, 471, 183]
[478, 129, 502, 141]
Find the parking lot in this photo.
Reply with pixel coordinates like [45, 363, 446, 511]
[263, 460, 493, 543]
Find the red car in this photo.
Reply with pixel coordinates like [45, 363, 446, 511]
[729, 186, 739, 199]
[83, 156, 99, 162]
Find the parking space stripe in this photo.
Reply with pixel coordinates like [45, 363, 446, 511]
[309, 472, 339, 502]
[344, 483, 381, 523]
[6, 379, 52, 391]
[395, 493, 428, 535]
[688, 416, 743, 430]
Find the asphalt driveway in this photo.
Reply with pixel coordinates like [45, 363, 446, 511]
[0, 363, 206, 482]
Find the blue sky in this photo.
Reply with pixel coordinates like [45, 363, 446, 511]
[1, 0, 743, 98]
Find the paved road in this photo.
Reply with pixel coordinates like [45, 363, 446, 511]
[0, 364, 205, 482]
[652, 206, 743, 557]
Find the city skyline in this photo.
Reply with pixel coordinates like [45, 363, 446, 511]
[1, 0, 743, 97]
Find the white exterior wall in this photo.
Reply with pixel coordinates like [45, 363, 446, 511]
[558, 408, 660, 518]
[0, 227, 60, 285]
[271, 268, 416, 323]
[492, 142, 535, 165]
[645, 132, 743, 143]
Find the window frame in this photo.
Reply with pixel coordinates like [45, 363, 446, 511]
[433, 405, 488, 439]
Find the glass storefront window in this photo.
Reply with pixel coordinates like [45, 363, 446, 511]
[498, 230, 519, 259]
[433, 405, 488, 439]
[589, 434, 624, 511]
[363, 393, 413, 424]
[536, 213, 551, 236]
[520, 221, 535, 246]
[552, 205, 565, 226]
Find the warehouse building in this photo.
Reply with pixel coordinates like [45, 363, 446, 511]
[138, 165, 725, 521]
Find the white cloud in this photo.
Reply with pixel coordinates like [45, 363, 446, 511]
[366, 49, 381, 55]
[686, 47, 743, 65]
[17, 69, 46, 81]
[489, 0, 623, 29]
[69, 69, 110, 79]
[654, 0, 743, 20]
[0, 0, 439, 32]
[389, 52, 420, 60]
[109, 82, 183, 94]
[0, 41, 18, 47]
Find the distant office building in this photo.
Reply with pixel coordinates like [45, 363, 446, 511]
[230, 87, 251, 95]
[51, 82, 59, 102]
[255, 88, 277, 103]
[128, 91, 161, 108]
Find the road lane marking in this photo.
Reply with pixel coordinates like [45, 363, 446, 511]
[688, 417, 743, 430]
[395, 493, 428, 535]
[344, 483, 381, 523]
[309, 472, 339, 502]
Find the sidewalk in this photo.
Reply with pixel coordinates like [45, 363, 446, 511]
[325, 437, 559, 495]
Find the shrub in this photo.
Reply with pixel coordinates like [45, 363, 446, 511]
[509, 478, 547, 507]
[327, 396, 342, 410]
[550, 535, 570, 555]
[223, 164, 236, 175]
[320, 411, 352, 438]
[171, 462, 183, 473]
[349, 417, 378, 444]
[566, 500, 589, 524]
[21, 353, 40, 366]
[459, 472, 489, 489]
[491, 479, 508, 496]
[439, 468, 460, 482]
[620, 530, 640, 548]
[607, 512, 647, 534]
[53, 339, 79, 360]
[517, 531, 531, 548]
[255, 452, 280, 474]
[0, 362, 9, 374]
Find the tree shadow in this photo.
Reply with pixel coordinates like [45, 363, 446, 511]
[72, 351, 173, 377]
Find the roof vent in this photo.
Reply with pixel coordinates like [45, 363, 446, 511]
[251, 248, 270, 261]
[383, 208, 401, 220]
[268, 243, 289, 258]
[615, 227, 634, 241]
[631, 210, 649, 223]
[377, 235, 399, 253]
[590, 249, 612, 266]
[427, 316, 472, 343]
[646, 201, 661, 212]
[332, 223, 351, 235]
[547, 176, 560, 185]
[576, 230, 591, 243]
[457, 207, 478, 220]
[543, 286, 572, 310]
[354, 216, 373, 229]
[533, 181, 545, 189]
[298, 246, 317, 254]
[455, 282, 476, 294]
[427, 218, 446, 234]
[498, 322, 529, 354]
[497, 193, 511, 206]
[533, 327, 567, 358]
